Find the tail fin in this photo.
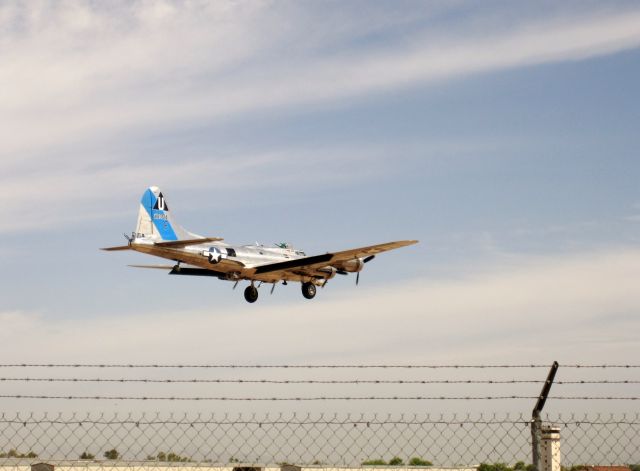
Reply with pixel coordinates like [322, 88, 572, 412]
[135, 186, 198, 241]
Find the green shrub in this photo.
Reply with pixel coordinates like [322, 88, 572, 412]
[363, 459, 387, 465]
[103, 449, 119, 460]
[409, 457, 433, 466]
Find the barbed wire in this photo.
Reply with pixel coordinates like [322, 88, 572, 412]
[562, 364, 640, 368]
[0, 413, 639, 425]
[0, 363, 637, 368]
[0, 363, 550, 368]
[0, 377, 637, 384]
[0, 394, 638, 401]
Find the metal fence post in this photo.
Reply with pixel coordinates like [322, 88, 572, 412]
[531, 414, 542, 471]
[531, 361, 559, 471]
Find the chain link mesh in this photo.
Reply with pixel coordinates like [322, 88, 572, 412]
[0, 413, 637, 469]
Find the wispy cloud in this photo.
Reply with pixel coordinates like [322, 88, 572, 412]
[3, 2, 640, 234]
[2, 2, 640, 159]
[2, 247, 638, 364]
[0, 246, 638, 412]
[0, 144, 392, 232]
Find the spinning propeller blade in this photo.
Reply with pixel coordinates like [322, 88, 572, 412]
[356, 255, 375, 286]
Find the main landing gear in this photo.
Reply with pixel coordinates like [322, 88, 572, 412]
[244, 284, 259, 303]
[301, 282, 316, 300]
[242, 281, 318, 303]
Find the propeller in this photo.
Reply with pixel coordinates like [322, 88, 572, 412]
[356, 255, 375, 286]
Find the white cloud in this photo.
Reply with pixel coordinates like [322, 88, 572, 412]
[1, 246, 638, 413]
[2, 3, 640, 160]
[2, 246, 638, 366]
[3, 3, 640, 233]
[0, 145, 388, 232]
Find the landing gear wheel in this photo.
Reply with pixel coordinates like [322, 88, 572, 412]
[301, 282, 316, 300]
[244, 285, 259, 303]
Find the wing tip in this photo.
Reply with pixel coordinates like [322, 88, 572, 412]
[395, 239, 419, 247]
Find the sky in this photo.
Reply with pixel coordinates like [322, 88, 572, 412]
[0, 0, 639, 415]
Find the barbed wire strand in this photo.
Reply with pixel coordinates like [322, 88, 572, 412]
[0, 364, 547, 368]
[0, 411, 638, 425]
[1, 418, 639, 425]
[0, 377, 637, 384]
[0, 363, 637, 368]
[0, 394, 638, 401]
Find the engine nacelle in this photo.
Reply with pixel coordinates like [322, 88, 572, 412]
[338, 258, 364, 273]
[317, 266, 337, 280]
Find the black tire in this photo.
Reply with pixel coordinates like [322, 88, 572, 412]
[244, 285, 259, 303]
[301, 282, 316, 299]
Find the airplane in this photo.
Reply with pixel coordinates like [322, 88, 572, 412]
[102, 186, 418, 303]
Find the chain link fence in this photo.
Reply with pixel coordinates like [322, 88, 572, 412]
[0, 364, 638, 470]
[0, 413, 638, 469]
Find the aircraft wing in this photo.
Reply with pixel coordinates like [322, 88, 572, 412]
[252, 240, 418, 276]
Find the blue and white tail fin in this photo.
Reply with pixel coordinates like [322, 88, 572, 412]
[135, 186, 199, 241]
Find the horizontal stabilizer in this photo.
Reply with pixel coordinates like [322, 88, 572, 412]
[128, 264, 224, 277]
[100, 245, 131, 251]
[128, 265, 225, 279]
[153, 237, 223, 248]
[169, 267, 224, 277]
[128, 264, 175, 270]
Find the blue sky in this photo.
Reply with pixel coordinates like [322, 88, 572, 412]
[0, 1, 639, 413]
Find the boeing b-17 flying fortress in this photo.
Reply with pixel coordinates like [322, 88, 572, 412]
[102, 186, 418, 303]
